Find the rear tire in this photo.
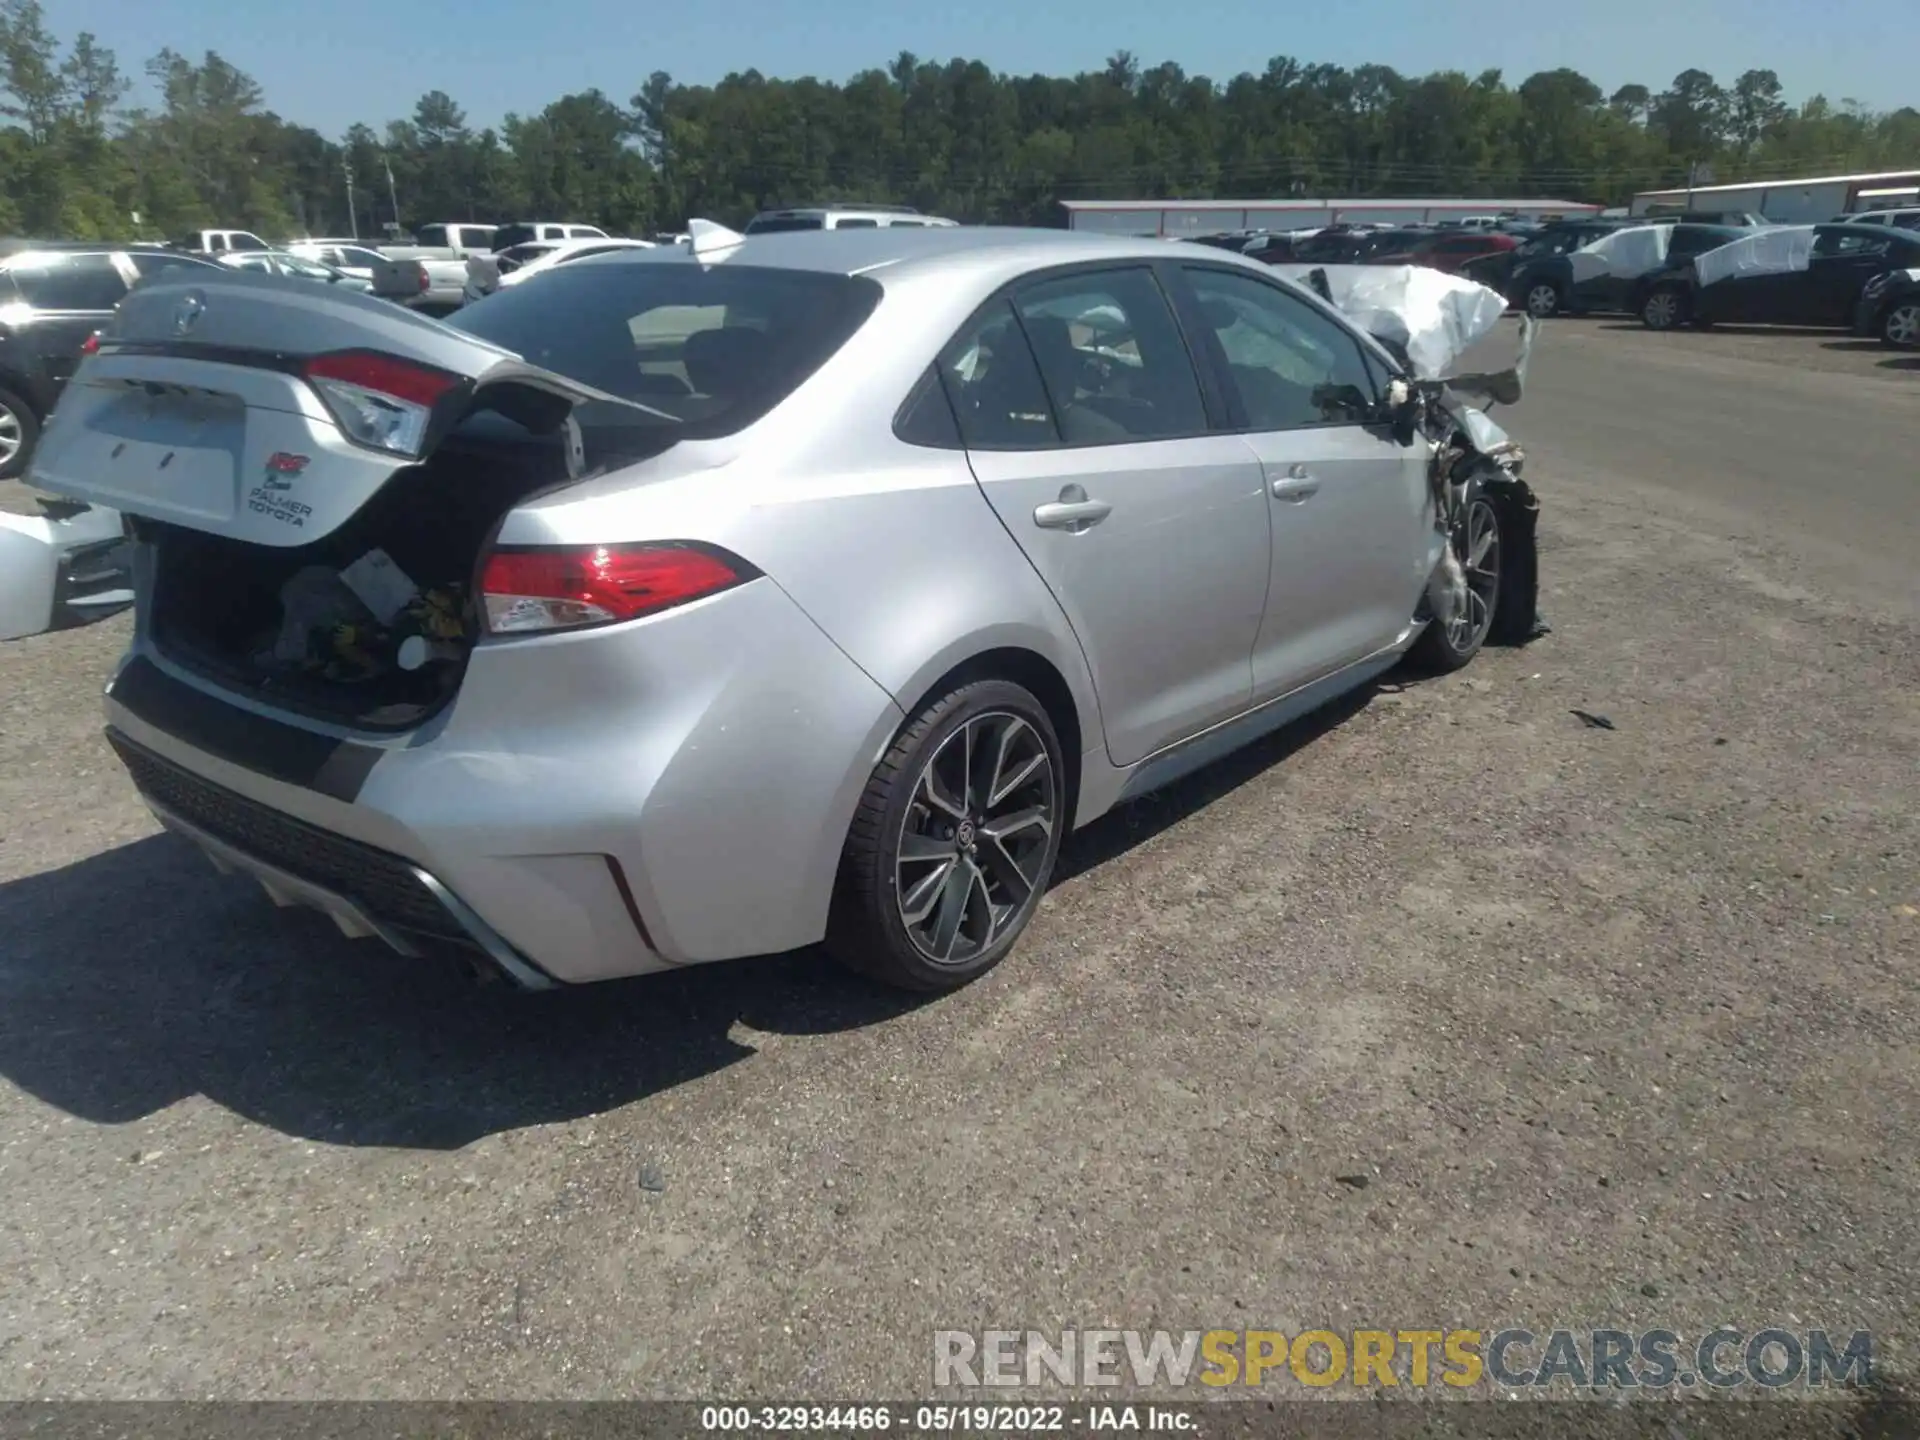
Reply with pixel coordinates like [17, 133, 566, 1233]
[1880, 299, 1920, 349]
[827, 678, 1065, 992]
[1408, 469, 1503, 676]
[0, 386, 39, 480]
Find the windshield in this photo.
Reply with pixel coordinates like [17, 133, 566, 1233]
[448, 262, 883, 438]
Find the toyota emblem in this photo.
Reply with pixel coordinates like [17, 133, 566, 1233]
[172, 292, 205, 336]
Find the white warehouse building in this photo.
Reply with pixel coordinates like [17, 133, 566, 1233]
[1629, 168, 1920, 223]
[1059, 197, 1603, 236]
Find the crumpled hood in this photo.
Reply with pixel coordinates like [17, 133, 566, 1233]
[1270, 263, 1512, 380]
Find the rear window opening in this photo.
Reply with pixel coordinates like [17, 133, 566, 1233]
[448, 262, 882, 434]
[144, 413, 679, 731]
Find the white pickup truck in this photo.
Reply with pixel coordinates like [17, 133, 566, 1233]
[367, 222, 501, 313]
[371, 221, 607, 312]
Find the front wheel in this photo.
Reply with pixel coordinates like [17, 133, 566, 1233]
[1881, 299, 1920, 349]
[1641, 287, 1686, 330]
[1521, 282, 1562, 319]
[0, 386, 39, 480]
[828, 679, 1066, 992]
[1409, 470, 1503, 675]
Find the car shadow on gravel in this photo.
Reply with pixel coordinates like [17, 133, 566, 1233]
[0, 679, 1393, 1151]
[0, 835, 929, 1149]
[1821, 339, 1920, 369]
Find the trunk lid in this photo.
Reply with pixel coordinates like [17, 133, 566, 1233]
[27, 270, 621, 547]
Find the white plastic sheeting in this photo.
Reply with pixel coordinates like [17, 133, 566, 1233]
[1567, 224, 1673, 284]
[1694, 225, 1815, 287]
[1271, 263, 1511, 379]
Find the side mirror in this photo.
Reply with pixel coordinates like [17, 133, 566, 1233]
[1384, 379, 1420, 447]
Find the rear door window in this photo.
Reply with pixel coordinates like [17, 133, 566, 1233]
[3, 253, 130, 310]
[935, 300, 1059, 449]
[745, 215, 826, 234]
[1010, 268, 1208, 444]
[449, 263, 882, 438]
[416, 225, 449, 247]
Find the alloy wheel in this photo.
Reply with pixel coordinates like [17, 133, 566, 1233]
[1644, 291, 1680, 329]
[1446, 498, 1501, 654]
[895, 710, 1057, 967]
[1885, 302, 1920, 348]
[1526, 284, 1560, 318]
[0, 402, 21, 468]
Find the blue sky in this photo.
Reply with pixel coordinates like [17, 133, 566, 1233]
[61, 0, 1912, 139]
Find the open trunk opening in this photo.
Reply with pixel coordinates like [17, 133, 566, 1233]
[145, 415, 667, 731]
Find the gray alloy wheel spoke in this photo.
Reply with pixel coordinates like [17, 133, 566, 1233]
[899, 857, 955, 925]
[0, 407, 20, 464]
[985, 718, 1039, 807]
[895, 708, 1058, 967]
[929, 859, 982, 961]
[981, 804, 1049, 843]
[978, 835, 1036, 910]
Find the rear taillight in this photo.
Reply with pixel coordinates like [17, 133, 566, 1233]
[80, 331, 100, 356]
[304, 350, 461, 458]
[416, 268, 430, 293]
[479, 543, 756, 635]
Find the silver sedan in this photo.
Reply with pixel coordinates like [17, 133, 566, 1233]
[30, 226, 1509, 992]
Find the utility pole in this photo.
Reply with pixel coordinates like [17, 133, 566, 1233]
[343, 156, 358, 239]
[383, 154, 401, 235]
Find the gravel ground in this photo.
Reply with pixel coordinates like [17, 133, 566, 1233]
[0, 323, 1915, 1413]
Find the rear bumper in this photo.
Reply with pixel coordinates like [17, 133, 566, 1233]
[103, 577, 905, 985]
[0, 504, 132, 642]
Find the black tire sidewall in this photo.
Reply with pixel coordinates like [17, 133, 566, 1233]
[842, 678, 1065, 990]
[0, 387, 39, 480]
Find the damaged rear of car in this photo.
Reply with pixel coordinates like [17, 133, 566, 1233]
[35, 259, 890, 986]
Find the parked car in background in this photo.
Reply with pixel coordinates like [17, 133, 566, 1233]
[1583, 223, 1746, 318]
[1290, 227, 1433, 264]
[372, 223, 503, 311]
[1480, 219, 1634, 315]
[1408, 231, 1518, 275]
[742, 206, 958, 234]
[168, 228, 271, 254]
[215, 249, 374, 293]
[1239, 232, 1302, 265]
[1851, 267, 1920, 347]
[488, 222, 609, 250]
[0, 244, 218, 477]
[1829, 208, 1920, 231]
[29, 225, 1522, 993]
[286, 240, 392, 283]
[461, 236, 658, 304]
[1641, 223, 1920, 331]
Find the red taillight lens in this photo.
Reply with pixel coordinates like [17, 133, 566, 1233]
[303, 350, 462, 457]
[479, 543, 754, 635]
[416, 268, 430, 293]
[81, 332, 100, 355]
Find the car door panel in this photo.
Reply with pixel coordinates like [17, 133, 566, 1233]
[1171, 263, 1432, 701]
[967, 438, 1270, 766]
[939, 273, 1272, 769]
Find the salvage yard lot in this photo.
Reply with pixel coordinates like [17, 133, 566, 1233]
[0, 320, 1916, 1401]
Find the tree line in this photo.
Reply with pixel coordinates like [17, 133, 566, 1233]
[2, 0, 1915, 243]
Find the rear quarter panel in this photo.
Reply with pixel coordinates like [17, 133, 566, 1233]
[497, 269, 1108, 820]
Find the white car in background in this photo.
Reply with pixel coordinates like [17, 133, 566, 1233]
[285, 241, 393, 284]
[462, 236, 656, 305]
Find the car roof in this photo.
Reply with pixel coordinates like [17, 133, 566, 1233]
[607, 225, 1207, 287]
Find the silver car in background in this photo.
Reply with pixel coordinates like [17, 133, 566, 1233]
[29, 226, 1510, 993]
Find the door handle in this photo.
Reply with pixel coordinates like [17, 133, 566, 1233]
[1270, 466, 1320, 502]
[1033, 498, 1112, 532]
